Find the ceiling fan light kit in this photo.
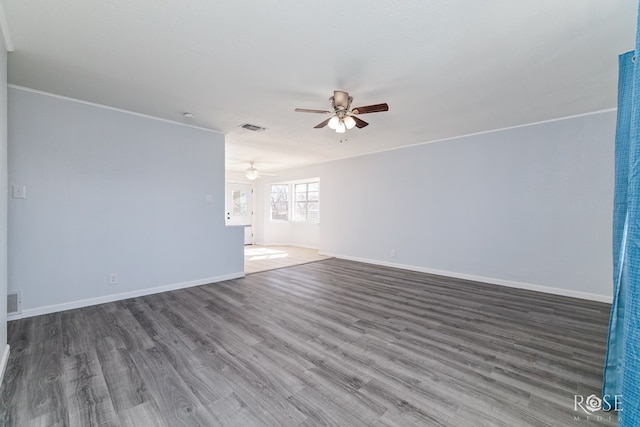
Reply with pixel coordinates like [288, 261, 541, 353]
[328, 116, 340, 129]
[344, 116, 356, 129]
[244, 162, 277, 181]
[246, 167, 259, 181]
[295, 90, 389, 134]
[245, 161, 260, 180]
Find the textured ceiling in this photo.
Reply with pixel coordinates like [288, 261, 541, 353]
[2, 1, 636, 174]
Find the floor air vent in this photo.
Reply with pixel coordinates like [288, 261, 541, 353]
[7, 291, 21, 315]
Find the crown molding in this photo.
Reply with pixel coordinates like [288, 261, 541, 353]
[9, 84, 224, 134]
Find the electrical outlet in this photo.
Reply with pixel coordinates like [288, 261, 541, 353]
[391, 249, 397, 258]
[109, 273, 119, 285]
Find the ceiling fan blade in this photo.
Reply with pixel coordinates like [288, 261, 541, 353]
[295, 108, 332, 114]
[352, 116, 369, 128]
[314, 118, 332, 128]
[351, 103, 389, 114]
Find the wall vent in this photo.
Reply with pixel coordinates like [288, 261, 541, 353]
[7, 291, 21, 315]
[239, 123, 266, 132]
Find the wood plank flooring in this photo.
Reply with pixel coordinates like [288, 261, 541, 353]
[0, 259, 616, 426]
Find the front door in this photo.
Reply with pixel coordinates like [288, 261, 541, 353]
[226, 182, 253, 245]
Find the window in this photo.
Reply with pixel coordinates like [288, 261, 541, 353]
[270, 179, 320, 222]
[270, 184, 289, 220]
[294, 182, 319, 221]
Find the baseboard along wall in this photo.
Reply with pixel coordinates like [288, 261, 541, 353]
[8, 272, 245, 320]
[319, 252, 613, 304]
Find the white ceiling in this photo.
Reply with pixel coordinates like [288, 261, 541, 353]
[2, 1, 636, 174]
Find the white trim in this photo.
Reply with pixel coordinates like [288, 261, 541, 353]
[262, 108, 619, 174]
[0, 1, 14, 52]
[0, 345, 9, 386]
[7, 272, 244, 320]
[254, 242, 319, 250]
[226, 179, 254, 185]
[319, 252, 613, 303]
[8, 85, 223, 134]
[270, 177, 321, 186]
[340, 108, 618, 160]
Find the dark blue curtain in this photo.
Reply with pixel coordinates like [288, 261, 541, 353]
[603, 5, 640, 424]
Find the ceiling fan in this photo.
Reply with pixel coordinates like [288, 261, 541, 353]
[245, 162, 276, 181]
[295, 90, 389, 133]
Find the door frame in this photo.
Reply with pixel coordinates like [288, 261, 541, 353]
[225, 180, 254, 245]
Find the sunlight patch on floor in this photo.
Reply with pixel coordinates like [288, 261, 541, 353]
[244, 245, 331, 274]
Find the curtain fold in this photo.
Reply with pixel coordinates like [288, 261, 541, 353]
[603, 49, 633, 401]
[603, 5, 640, 423]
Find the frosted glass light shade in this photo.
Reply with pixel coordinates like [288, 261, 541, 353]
[246, 169, 259, 180]
[328, 116, 340, 130]
[344, 116, 356, 129]
[336, 120, 346, 133]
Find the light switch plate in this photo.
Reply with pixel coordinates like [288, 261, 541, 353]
[12, 185, 26, 199]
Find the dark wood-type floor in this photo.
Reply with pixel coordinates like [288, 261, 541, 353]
[0, 259, 616, 426]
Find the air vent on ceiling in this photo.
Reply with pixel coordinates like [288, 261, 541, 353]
[239, 123, 266, 132]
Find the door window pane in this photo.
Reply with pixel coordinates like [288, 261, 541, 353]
[232, 189, 248, 216]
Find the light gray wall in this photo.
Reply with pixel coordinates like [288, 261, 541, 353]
[8, 87, 244, 316]
[258, 111, 615, 300]
[0, 30, 8, 358]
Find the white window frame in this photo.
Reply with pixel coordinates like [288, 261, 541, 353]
[293, 181, 319, 222]
[268, 178, 320, 223]
[269, 183, 290, 221]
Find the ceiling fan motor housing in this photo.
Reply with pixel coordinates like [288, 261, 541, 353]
[331, 90, 352, 111]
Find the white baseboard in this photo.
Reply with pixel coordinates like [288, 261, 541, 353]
[254, 242, 319, 250]
[0, 344, 9, 386]
[8, 272, 245, 320]
[319, 252, 612, 303]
